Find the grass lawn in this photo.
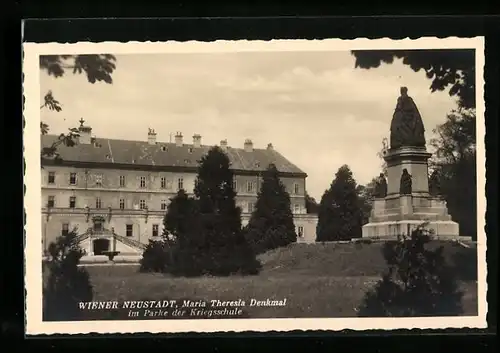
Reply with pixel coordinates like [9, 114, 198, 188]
[76, 241, 479, 320]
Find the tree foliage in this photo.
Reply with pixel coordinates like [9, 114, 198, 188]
[430, 109, 477, 239]
[39, 55, 117, 158]
[140, 147, 261, 276]
[305, 192, 319, 214]
[140, 189, 196, 274]
[356, 178, 378, 225]
[351, 49, 475, 109]
[316, 165, 364, 241]
[43, 229, 93, 321]
[192, 147, 261, 275]
[357, 225, 463, 317]
[244, 164, 297, 254]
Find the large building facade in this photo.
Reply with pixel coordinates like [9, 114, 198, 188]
[41, 120, 318, 257]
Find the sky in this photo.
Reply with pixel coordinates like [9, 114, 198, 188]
[39, 51, 459, 200]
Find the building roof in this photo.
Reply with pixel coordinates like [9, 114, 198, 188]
[40, 134, 307, 176]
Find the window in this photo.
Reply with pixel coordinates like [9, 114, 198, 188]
[233, 179, 237, 191]
[119, 199, 125, 210]
[139, 199, 146, 210]
[47, 196, 55, 208]
[161, 200, 167, 210]
[294, 183, 300, 195]
[119, 175, 126, 187]
[48, 172, 55, 184]
[69, 196, 76, 208]
[152, 224, 159, 237]
[247, 202, 254, 213]
[95, 197, 102, 209]
[140, 176, 146, 188]
[294, 204, 300, 214]
[178, 177, 184, 190]
[69, 173, 77, 185]
[126, 224, 133, 237]
[95, 174, 103, 187]
[62, 223, 69, 236]
[246, 181, 254, 193]
[297, 226, 304, 238]
[161, 177, 166, 189]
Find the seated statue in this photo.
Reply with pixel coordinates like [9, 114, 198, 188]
[390, 87, 426, 150]
[429, 169, 442, 197]
[374, 173, 388, 198]
[400, 168, 412, 195]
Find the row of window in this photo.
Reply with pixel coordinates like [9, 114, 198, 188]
[61, 223, 304, 238]
[47, 196, 167, 210]
[61, 223, 162, 238]
[46, 172, 302, 194]
[48, 172, 185, 190]
[47, 196, 303, 213]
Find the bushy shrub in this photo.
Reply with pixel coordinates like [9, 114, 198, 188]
[139, 239, 176, 273]
[357, 225, 464, 317]
[43, 230, 93, 321]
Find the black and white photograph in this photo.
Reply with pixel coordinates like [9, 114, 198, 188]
[23, 38, 487, 334]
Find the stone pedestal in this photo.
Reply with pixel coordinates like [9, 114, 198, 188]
[362, 146, 462, 240]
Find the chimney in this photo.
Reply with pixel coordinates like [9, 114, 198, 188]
[244, 139, 253, 152]
[193, 134, 202, 148]
[147, 128, 157, 145]
[175, 132, 183, 147]
[267, 143, 274, 150]
[220, 139, 228, 151]
[77, 118, 92, 144]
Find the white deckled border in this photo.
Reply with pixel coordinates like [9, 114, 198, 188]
[23, 37, 487, 335]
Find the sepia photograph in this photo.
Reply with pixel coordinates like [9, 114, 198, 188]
[23, 38, 487, 334]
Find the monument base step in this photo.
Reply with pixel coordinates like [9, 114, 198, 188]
[362, 219, 460, 239]
[370, 213, 453, 222]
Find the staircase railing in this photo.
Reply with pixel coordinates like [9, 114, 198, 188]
[74, 230, 91, 244]
[113, 233, 147, 251]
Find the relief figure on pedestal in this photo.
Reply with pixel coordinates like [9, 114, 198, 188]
[400, 168, 412, 195]
[429, 169, 442, 197]
[390, 87, 426, 149]
[374, 173, 388, 198]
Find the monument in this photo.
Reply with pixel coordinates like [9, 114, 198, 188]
[362, 87, 461, 240]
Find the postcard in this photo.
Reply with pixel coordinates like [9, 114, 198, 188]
[23, 37, 487, 334]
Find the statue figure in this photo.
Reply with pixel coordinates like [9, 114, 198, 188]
[429, 169, 442, 197]
[374, 173, 388, 198]
[400, 168, 412, 195]
[390, 87, 426, 149]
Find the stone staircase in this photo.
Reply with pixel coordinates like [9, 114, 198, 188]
[73, 229, 147, 252]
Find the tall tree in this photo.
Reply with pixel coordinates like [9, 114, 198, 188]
[40, 55, 117, 158]
[139, 189, 197, 274]
[430, 109, 477, 239]
[193, 147, 261, 276]
[244, 164, 297, 254]
[351, 49, 475, 109]
[316, 165, 364, 241]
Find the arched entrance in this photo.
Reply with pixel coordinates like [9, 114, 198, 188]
[93, 238, 110, 255]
